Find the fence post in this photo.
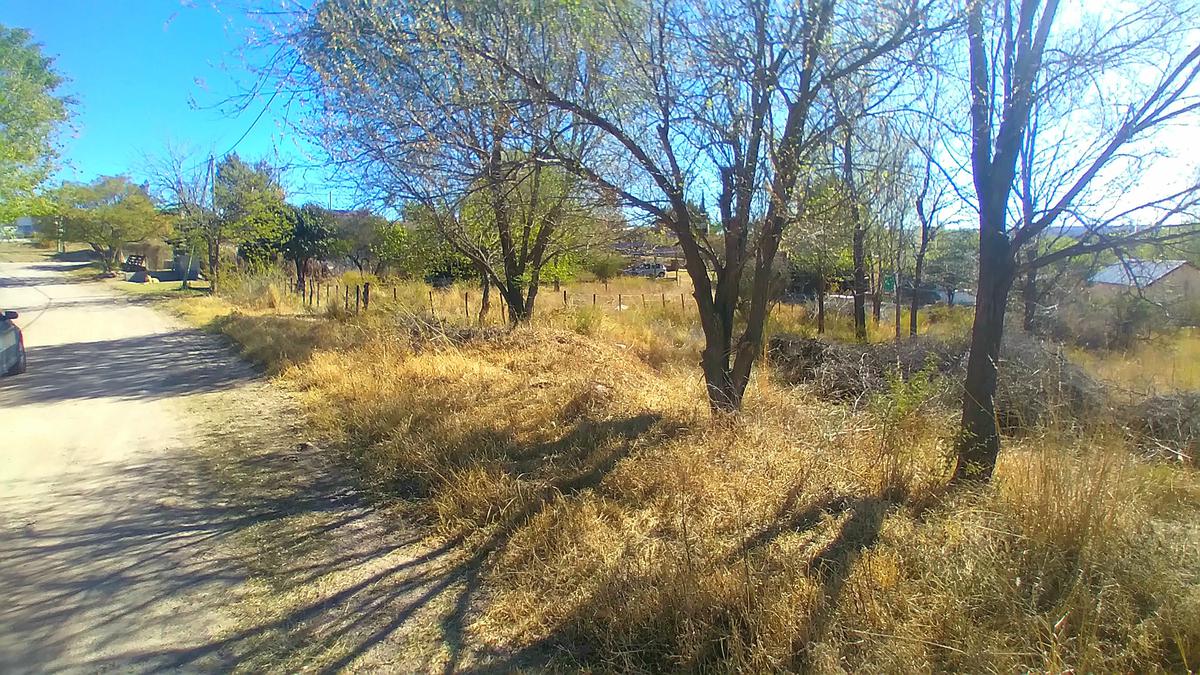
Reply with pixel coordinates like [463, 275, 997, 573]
[681, 293, 685, 310]
[464, 291, 469, 318]
[393, 286, 398, 302]
[363, 282, 371, 311]
[344, 286, 349, 310]
[661, 292, 666, 307]
[592, 293, 596, 306]
[355, 285, 361, 313]
[641, 293, 646, 307]
[429, 290, 435, 318]
[618, 293, 622, 309]
[563, 289, 568, 307]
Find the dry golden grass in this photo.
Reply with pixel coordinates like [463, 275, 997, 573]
[1071, 328, 1200, 395]
[157, 272, 1198, 672]
[193, 306, 1199, 672]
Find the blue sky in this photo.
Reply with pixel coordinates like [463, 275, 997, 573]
[0, 1, 345, 206]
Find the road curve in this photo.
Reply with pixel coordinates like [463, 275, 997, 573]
[0, 262, 250, 673]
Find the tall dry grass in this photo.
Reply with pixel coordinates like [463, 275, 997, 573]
[1071, 327, 1200, 395]
[192, 277, 1200, 672]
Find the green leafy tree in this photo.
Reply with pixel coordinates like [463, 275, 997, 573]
[151, 148, 288, 292]
[209, 153, 288, 288]
[785, 176, 855, 334]
[282, 204, 339, 291]
[333, 209, 391, 274]
[584, 252, 626, 283]
[925, 229, 977, 306]
[0, 25, 70, 223]
[48, 176, 170, 273]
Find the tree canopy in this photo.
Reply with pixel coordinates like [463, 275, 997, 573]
[49, 176, 169, 273]
[0, 25, 71, 223]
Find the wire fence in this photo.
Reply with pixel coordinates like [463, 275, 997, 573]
[290, 278, 824, 329]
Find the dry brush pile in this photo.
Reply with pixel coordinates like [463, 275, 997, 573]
[204, 297, 1200, 672]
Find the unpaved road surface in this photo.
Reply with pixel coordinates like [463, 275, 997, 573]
[0, 260, 521, 673]
[0, 262, 251, 672]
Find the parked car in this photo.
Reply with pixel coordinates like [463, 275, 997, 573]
[626, 262, 668, 278]
[1, 310, 26, 376]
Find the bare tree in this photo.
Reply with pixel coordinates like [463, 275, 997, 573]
[270, 2, 617, 324]
[147, 144, 216, 290]
[953, 0, 1200, 481]
[449, 0, 943, 410]
[910, 153, 949, 336]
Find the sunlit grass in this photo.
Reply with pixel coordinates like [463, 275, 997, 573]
[1070, 328, 1200, 395]
[96, 266, 1197, 671]
[155, 273, 1200, 672]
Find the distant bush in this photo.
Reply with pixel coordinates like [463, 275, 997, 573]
[1126, 392, 1200, 466]
[769, 332, 1106, 430]
[584, 253, 626, 282]
[1047, 293, 1168, 350]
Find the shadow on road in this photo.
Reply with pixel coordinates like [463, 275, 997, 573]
[0, 331, 251, 405]
[0, 442, 379, 672]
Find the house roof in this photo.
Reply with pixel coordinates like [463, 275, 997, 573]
[1089, 259, 1190, 287]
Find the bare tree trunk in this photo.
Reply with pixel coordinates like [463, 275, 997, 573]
[893, 255, 902, 341]
[844, 129, 868, 342]
[479, 274, 491, 324]
[1021, 247, 1039, 333]
[909, 252, 926, 337]
[207, 237, 220, 294]
[98, 245, 117, 274]
[295, 258, 307, 294]
[817, 281, 827, 335]
[852, 224, 868, 342]
[953, 229, 1016, 482]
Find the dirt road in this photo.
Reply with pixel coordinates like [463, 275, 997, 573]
[0, 261, 251, 672]
[0, 260, 520, 673]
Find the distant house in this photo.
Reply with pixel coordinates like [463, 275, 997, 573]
[1088, 259, 1200, 305]
[1, 216, 35, 239]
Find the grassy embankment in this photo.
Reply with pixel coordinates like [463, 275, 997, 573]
[133, 269, 1200, 672]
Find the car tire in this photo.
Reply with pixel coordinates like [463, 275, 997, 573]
[7, 341, 26, 376]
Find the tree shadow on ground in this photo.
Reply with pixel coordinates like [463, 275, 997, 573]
[475, 487, 896, 672]
[0, 331, 252, 405]
[1, 396, 671, 672]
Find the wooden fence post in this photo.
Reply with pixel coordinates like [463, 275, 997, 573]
[618, 293, 622, 309]
[681, 293, 685, 310]
[592, 293, 596, 306]
[344, 286, 349, 310]
[464, 291, 469, 318]
[563, 289, 568, 307]
[429, 290, 435, 318]
[393, 286, 398, 302]
[661, 293, 666, 307]
[363, 282, 371, 311]
[641, 293, 646, 307]
[355, 285, 361, 313]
